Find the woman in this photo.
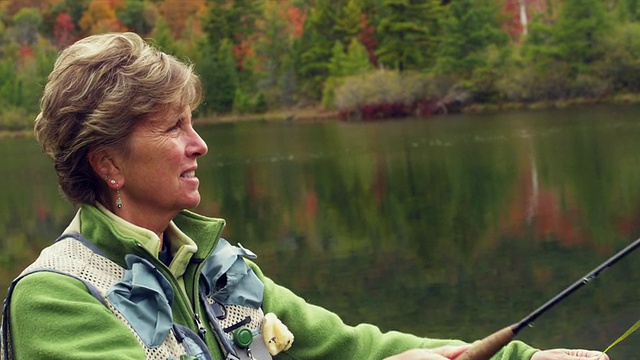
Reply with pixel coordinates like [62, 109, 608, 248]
[1, 32, 607, 360]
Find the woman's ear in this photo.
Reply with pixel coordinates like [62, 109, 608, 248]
[88, 147, 121, 184]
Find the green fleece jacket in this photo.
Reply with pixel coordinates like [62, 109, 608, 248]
[8, 204, 539, 360]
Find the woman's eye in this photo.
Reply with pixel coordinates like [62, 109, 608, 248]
[168, 120, 182, 132]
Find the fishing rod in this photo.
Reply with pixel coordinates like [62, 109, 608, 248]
[456, 236, 640, 360]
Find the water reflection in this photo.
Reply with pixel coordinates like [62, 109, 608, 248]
[1, 105, 639, 356]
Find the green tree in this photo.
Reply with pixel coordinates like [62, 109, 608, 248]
[599, 23, 640, 91]
[521, 12, 556, 65]
[553, 0, 610, 75]
[12, 7, 42, 45]
[321, 40, 349, 107]
[328, 41, 349, 77]
[334, 0, 364, 41]
[0, 59, 20, 108]
[197, 38, 238, 114]
[376, 0, 444, 71]
[434, 0, 509, 77]
[204, 0, 262, 49]
[150, 18, 178, 54]
[0, 37, 56, 130]
[117, 0, 157, 35]
[328, 38, 371, 77]
[204, 0, 263, 105]
[295, 1, 340, 99]
[323, 38, 372, 107]
[616, 0, 640, 22]
[254, 1, 298, 107]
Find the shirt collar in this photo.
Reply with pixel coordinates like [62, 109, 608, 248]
[80, 203, 198, 278]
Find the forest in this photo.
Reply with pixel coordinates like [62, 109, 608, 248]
[2, 0, 640, 129]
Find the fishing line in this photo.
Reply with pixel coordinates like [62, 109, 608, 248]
[598, 318, 640, 358]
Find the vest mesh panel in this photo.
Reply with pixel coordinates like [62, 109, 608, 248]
[21, 238, 187, 359]
[215, 303, 264, 341]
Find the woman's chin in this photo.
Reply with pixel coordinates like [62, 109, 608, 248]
[182, 193, 202, 210]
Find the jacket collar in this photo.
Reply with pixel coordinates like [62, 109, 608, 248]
[70, 204, 225, 271]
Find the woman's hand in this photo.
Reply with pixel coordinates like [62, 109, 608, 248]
[531, 349, 609, 360]
[383, 345, 469, 360]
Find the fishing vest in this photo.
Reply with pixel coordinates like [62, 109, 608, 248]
[1, 233, 278, 360]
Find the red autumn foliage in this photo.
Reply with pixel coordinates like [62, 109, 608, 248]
[18, 42, 34, 63]
[358, 14, 378, 66]
[233, 39, 256, 72]
[53, 12, 76, 49]
[287, 4, 306, 39]
[339, 102, 406, 120]
[496, 164, 589, 249]
[503, 0, 523, 39]
[502, 0, 548, 41]
[338, 98, 453, 121]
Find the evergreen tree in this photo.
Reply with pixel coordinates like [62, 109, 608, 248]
[0, 59, 19, 108]
[617, 0, 640, 22]
[328, 40, 350, 77]
[552, 0, 610, 74]
[197, 38, 238, 114]
[254, 1, 300, 108]
[204, 0, 262, 49]
[334, 0, 364, 41]
[323, 38, 372, 107]
[204, 0, 262, 104]
[343, 37, 372, 75]
[150, 18, 178, 54]
[434, 0, 509, 77]
[117, 0, 156, 35]
[376, 0, 444, 71]
[296, 0, 369, 99]
[295, 1, 342, 99]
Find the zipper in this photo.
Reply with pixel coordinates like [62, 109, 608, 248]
[193, 313, 206, 338]
[134, 221, 225, 344]
[188, 223, 226, 340]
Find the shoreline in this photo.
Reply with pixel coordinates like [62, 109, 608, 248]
[0, 107, 338, 140]
[0, 129, 34, 140]
[196, 106, 338, 125]
[3, 95, 640, 140]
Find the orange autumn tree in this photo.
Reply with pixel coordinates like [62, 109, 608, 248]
[158, 0, 206, 39]
[78, 0, 126, 35]
[253, 0, 306, 106]
[6, 0, 49, 17]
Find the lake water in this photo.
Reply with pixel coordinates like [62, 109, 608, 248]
[1, 105, 639, 357]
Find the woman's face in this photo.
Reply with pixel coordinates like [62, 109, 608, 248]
[116, 105, 208, 224]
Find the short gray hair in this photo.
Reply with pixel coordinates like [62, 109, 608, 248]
[34, 32, 203, 206]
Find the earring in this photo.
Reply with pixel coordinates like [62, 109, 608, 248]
[109, 179, 123, 208]
[116, 187, 123, 208]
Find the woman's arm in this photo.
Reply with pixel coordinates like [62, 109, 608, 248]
[9, 272, 145, 360]
[250, 260, 538, 360]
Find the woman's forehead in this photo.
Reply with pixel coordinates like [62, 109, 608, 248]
[146, 105, 190, 124]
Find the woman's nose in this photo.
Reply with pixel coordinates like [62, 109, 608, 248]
[187, 127, 208, 158]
